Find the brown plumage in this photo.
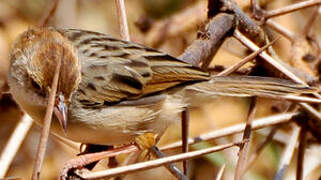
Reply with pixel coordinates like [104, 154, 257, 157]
[8, 27, 320, 146]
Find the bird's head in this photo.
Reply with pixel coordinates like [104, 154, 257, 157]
[9, 27, 81, 133]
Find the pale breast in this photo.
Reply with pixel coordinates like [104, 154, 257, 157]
[63, 93, 185, 145]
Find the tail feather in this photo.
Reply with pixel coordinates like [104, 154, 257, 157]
[183, 76, 320, 103]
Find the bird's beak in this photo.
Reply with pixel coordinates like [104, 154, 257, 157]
[54, 92, 68, 134]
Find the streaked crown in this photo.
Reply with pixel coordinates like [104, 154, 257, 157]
[9, 27, 81, 101]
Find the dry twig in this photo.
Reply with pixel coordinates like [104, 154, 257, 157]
[31, 48, 62, 180]
[38, 0, 60, 27]
[275, 124, 301, 180]
[115, 0, 130, 41]
[296, 126, 307, 180]
[215, 164, 226, 180]
[244, 126, 279, 172]
[234, 98, 257, 180]
[74, 142, 242, 179]
[181, 108, 190, 176]
[161, 112, 297, 151]
[0, 115, 33, 177]
[264, 0, 321, 19]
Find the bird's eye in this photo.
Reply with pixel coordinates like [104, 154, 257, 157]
[31, 79, 41, 90]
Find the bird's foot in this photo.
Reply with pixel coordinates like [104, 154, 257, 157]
[59, 144, 139, 180]
[134, 133, 158, 161]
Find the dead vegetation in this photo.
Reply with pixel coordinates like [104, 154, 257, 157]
[1, 0, 321, 179]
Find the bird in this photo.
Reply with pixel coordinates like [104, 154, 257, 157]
[7, 27, 320, 148]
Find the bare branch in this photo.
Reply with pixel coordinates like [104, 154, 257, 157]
[161, 112, 297, 151]
[233, 30, 306, 85]
[235, 98, 257, 180]
[0, 115, 33, 177]
[75, 142, 242, 179]
[301, 5, 320, 37]
[275, 124, 301, 180]
[296, 127, 307, 180]
[181, 108, 190, 176]
[115, 0, 130, 41]
[215, 164, 226, 180]
[244, 126, 279, 172]
[151, 146, 188, 180]
[38, 0, 60, 27]
[265, 0, 321, 19]
[266, 20, 295, 42]
[218, 38, 279, 76]
[178, 13, 235, 67]
[32, 47, 62, 180]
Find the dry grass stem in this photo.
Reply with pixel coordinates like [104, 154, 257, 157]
[215, 164, 226, 180]
[296, 127, 307, 180]
[233, 30, 306, 85]
[0, 115, 33, 177]
[301, 5, 320, 37]
[299, 103, 321, 121]
[115, 0, 130, 41]
[244, 126, 279, 172]
[265, 0, 321, 19]
[234, 30, 321, 122]
[275, 124, 301, 180]
[217, 38, 279, 76]
[38, 0, 60, 27]
[74, 142, 241, 179]
[181, 108, 190, 176]
[161, 112, 297, 151]
[31, 50, 62, 180]
[234, 98, 257, 180]
[151, 146, 188, 180]
[266, 20, 295, 42]
[61, 144, 139, 178]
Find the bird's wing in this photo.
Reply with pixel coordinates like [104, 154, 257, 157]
[59, 29, 209, 106]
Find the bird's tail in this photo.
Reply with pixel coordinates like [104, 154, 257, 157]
[182, 76, 320, 103]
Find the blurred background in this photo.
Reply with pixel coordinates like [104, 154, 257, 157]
[0, 0, 321, 179]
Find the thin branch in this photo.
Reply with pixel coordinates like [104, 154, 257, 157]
[215, 164, 226, 180]
[74, 142, 242, 179]
[151, 146, 188, 180]
[244, 126, 279, 172]
[217, 37, 279, 76]
[233, 30, 306, 85]
[0, 115, 33, 177]
[235, 98, 257, 180]
[38, 0, 60, 27]
[181, 108, 190, 176]
[301, 5, 320, 37]
[161, 112, 297, 151]
[264, 0, 321, 19]
[296, 126, 307, 180]
[266, 19, 295, 42]
[60, 144, 139, 179]
[178, 13, 235, 67]
[115, 0, 130, 41]
[233, 30, 321, 121]
[274, 124, 301, 180]
[32, 49, 62, 180]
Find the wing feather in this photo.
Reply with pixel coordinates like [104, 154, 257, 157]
[59, 29, 209, 106]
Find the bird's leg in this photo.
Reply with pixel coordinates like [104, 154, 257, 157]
[134, 132, 158, 161]
[60, 144, 139, 180]
[134, 133, 188, 180]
